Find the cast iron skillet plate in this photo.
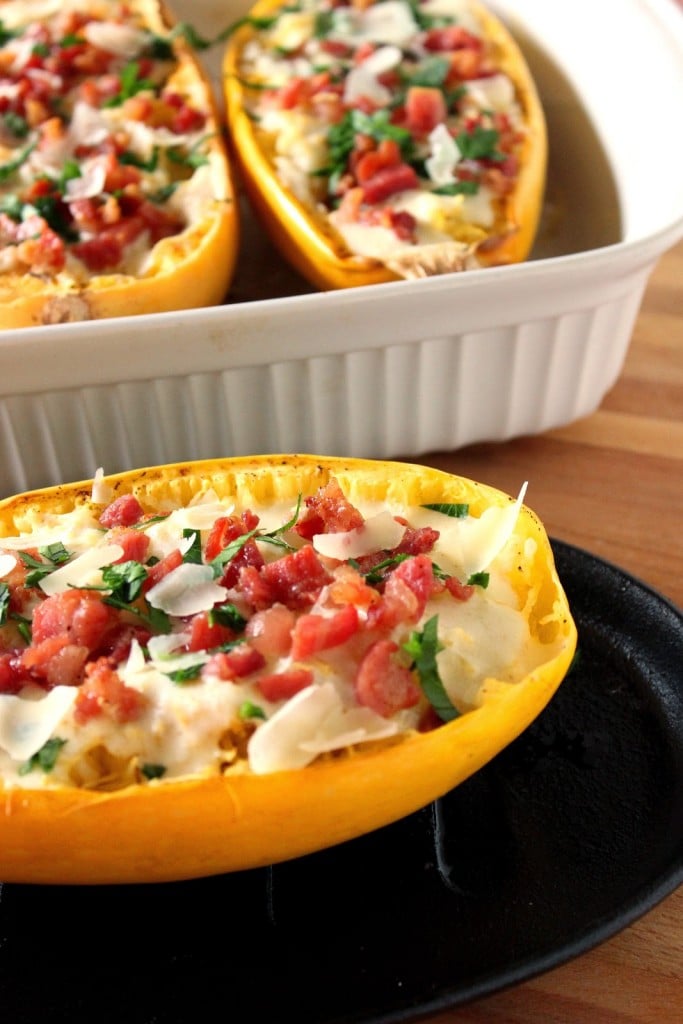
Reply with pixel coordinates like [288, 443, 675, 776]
[0, 540, 681, 1024]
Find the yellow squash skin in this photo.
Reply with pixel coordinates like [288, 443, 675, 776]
[0, 455, 576, 885]
[224, 0, 547, 291]
[0, 0, 238, 329]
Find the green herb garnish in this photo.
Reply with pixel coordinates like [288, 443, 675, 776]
[403, 615, 459, 722]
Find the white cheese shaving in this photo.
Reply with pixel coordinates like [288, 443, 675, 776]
[145, 562, 227, 617]
[69, 102, 112, 149]
[312, 511, 406, 560]
[91, 467, 114, 505]
[331, 1, 419, 47]
[248, 682, 340, 773]
[299, 704, 398, 753]
[0, 686, 77, 762]
[65, 156, 108, 202]
[466, 73, 515, 113]
[343, 45, 402, 106]
[82, 21, 149, 59]
[425, 123, 461, 185]
[39, 543, 124, 596]
[0, 552, 18, 578]
[447, 482, 528, 579]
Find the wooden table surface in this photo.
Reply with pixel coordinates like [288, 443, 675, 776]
[410, 239, 683, 1022]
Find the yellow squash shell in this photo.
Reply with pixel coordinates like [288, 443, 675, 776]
[0, 455, 576, 884]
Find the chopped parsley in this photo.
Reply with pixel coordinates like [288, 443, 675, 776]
[19, 737, 67, 776]
[239, 701, 266, 721]
[421, 502, 469, 518]
[403, 616, 460, 722]
[141, 762, 167, 780]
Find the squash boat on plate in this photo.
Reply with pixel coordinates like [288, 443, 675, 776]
[0, 455, 576, 884]
[0, 0, 237, 328]
[224, 0, 547, 289]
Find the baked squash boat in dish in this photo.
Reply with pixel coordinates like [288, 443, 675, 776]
[224, 0, 547, 289]
[0, 0, 237, 328]
[0, 455, 576, 884]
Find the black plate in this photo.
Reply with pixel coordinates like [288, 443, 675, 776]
[1, 540, 681, 1024]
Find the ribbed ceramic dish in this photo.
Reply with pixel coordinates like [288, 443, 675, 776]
[0, 0, 681, 498]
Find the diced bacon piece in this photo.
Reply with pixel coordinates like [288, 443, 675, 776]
[205, 644, 265, 680]
[261, 545, 332, 610]
[390, 553, 442, 618]
[0, 653, 30, 695]
[295, 479, 365, 540]
[394, 521, 440, 556]
[186, 611, 236, 653]
[31, 589, 116, 648]
[290, 605, 360, 660]
[445, 577, 475, 601]
[142, 548, 183, 592]
[205, 511, 264, 588]
[21, 636, 89, 688]
[355, 639, 420, 717]
[361, 163, 419, 204]
[354, 138, 402, 183]
[366, 575, 419, 631]
[405, 86, 448, 135]
[96, 623, 151, 663]
[327, 564, 379, 611]
[237, 565, 278, 611]
[246, 604, 295, 657]
[424, 26, 483, 53]
[99, 493, 145, 528]
[257, 667, 314, 702]
[74, 657, 148, 724]
[106, 527, 150, 565]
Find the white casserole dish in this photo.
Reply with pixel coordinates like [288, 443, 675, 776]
[0, 0, 681, 497]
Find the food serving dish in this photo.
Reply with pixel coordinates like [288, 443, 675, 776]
[0, 0, 682, 499]
[0, 540, 681, 1023]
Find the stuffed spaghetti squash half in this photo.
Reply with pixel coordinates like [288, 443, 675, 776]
[0, 455, 575, 884]
[224, 0, 547, 289]
[0, 0, 237, 328]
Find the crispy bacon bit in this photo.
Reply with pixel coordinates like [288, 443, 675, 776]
[246, 604, 295, 657]
[355, 639, 420, 717]
[295, 479, 365, 539]
[31, 589, 115, 648]
[260, 545, 333, 610]
[74, 657, 148, 724]
[100, 494, 145, 528]
[204, 644, 266, 680]
[186, 611, 236, 653]
[290, 605, 360, 660]
[257, 667, 314, 702]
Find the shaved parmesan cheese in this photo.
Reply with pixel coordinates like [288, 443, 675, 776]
[248, 682, 340, 773]
[425, 123, 461, 185]
[344, 45, 402, 106]
[65, 156, 108, 202]
[457, 482, 528, 578]
[83, 21, 149, 59]
[0, 552, 18, 578]
[69, 102, 113, 149]
[331, 1, 418, 47]
[313, 511, 406, 559]
[0, 686, 76, 762]
[466, 73, 516, 113]
[91, 467, 114, 505]
[39, 543, 124, 596]
[146, 563, 227, 616]
[299, 703, 399, 753]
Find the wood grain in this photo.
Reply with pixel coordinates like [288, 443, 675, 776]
[410, 237, 683, 1022]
